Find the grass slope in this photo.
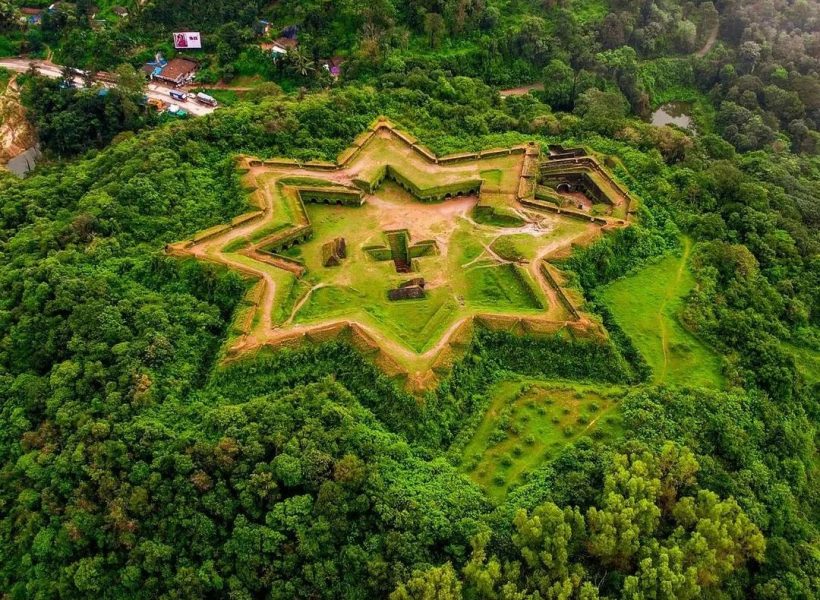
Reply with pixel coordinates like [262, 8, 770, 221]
[599, 239, 723, 388]
[460, 378, 625, 503]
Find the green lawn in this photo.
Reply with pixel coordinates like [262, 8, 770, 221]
[295, 285, 363, 322]
[480, 169, 503, 186]
[460, 378, 625, 503]
[599, 240, 724, 388]
[463, 264, 542, 310]
[282, 182, 580, 354]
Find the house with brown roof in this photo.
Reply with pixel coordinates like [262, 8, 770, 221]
[20, 8, 44, 25]
[149, 58, 198, 87]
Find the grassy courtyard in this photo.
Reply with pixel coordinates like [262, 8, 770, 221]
[285, 182, 572, 353]
[460, 378, 626, 503]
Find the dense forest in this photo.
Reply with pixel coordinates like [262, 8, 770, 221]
[0, 0, 817, 599]
[1, 0, 818, 156]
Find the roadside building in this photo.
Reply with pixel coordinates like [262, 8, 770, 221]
[95, 71, 118, 83]
[20, 8, 45, 25]
[142, 54, 166, 78]
[146, 57, 198, 87]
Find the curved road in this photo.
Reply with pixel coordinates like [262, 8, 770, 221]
[0, 58, 217, 116]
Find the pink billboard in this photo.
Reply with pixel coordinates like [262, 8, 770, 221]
[173, 32, 202, 49]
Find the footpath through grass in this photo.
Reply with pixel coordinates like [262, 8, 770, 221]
[459, 378, 625, 503]
[599, 239, 724, 388]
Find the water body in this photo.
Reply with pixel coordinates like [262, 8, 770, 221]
[650, 102, 695, 133]
[6, 145, 41, 177]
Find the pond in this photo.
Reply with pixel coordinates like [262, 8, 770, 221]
[650, 102, 695, 133]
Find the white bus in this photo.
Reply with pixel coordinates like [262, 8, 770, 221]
[195, 92, 218, 107]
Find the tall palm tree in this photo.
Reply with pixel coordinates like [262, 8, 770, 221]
[287, 48, 315, 79]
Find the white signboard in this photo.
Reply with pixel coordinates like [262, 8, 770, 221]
[173, 32, 202, 49]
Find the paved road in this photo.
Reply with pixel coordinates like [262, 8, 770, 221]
[0, 58, 217, 116]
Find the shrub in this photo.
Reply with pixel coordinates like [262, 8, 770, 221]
[489, 429, 507, 444]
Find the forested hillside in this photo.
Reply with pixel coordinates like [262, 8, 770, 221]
[0, 0, 817, 599]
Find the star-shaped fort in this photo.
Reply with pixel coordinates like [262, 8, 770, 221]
[168, 118, 637, 390]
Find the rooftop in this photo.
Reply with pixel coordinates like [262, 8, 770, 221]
[156, 58, 197, 82]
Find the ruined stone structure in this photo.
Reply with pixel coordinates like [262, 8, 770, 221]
[388, 281, 426, 301]
[364, 230, 438, 274]
[321, 237, 347, 267]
